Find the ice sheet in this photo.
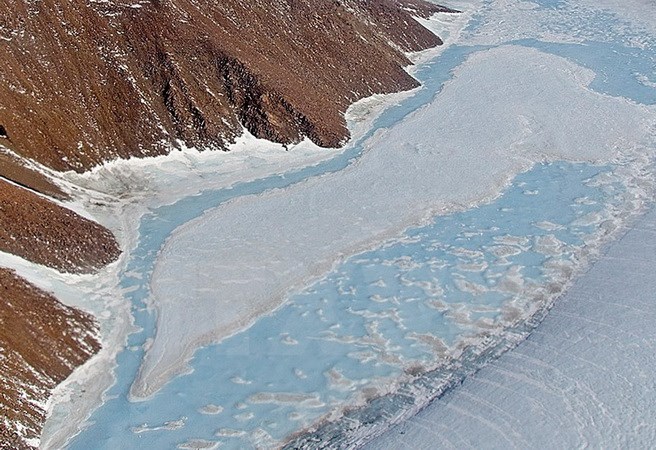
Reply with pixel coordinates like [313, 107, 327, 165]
[133, 44, 655, 398]
[365, 206, 656, 449]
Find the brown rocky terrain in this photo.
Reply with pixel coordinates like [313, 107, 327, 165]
[0, 268, 100, 449]
[0, 0, 454, 175]
[0, 150, 68, 200]
[0, 0, 455, 447]
[0, 179, 120, 273]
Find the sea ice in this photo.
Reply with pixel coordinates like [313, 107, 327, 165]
[132, 44, 655, 398]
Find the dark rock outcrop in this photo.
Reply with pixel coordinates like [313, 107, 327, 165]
[0, 179, 120, 273]
[0, 150, 68, 200]
[0, 0, 454, 173]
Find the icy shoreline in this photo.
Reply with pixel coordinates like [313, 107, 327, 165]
[33, 0, 656, 446]
[37, 136, 342, 449]
[37, 10, 467, 448]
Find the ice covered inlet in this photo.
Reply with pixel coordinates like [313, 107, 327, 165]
[69, 159, 651, 450]
[135, 44, 652, 400]
[59, 0, 656, 448]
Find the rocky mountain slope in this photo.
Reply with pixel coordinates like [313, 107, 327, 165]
[0, 0, 454, 447]
[0, 179, 120, 273]
[0, 269, 100, 449]
[0, 0, 453, 175]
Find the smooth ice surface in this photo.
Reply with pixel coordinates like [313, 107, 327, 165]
[134, 44, 654, 398]
[365, 206, 656, 449]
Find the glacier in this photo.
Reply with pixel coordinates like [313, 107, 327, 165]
[365, 206, 656, 449]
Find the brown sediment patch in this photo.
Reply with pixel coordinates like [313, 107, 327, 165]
[0, 180, 119, 273]
[0, 0, 454, 172]
[0, 268, 100, 449]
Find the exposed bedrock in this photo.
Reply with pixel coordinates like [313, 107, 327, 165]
[0, 179, 120, 274]
[0, 0, 454, 173]
[0, 269, 100, 449]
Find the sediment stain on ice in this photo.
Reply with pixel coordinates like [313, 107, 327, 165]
[365, 205, 656, 450]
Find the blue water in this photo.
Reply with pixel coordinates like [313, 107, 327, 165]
[68, 1, 655, 449]
[532, 0, 567, 8]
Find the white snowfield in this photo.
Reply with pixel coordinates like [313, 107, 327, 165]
[131, 45, 655, 399]
[365, 207, 656, 449]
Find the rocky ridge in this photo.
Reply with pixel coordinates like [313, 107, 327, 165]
[0, 0, 454, 175]
[0, 179, 120, 274]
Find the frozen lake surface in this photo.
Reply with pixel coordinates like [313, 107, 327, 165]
[135, 43, 650, 400]
[53, 0, 656, 448]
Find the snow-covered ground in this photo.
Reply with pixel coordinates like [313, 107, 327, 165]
[365, 206, 656, 449]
